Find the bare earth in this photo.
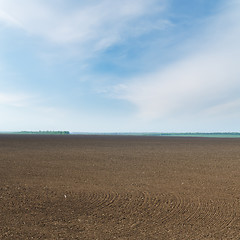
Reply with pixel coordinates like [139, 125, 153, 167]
[1, 135, 240, 239]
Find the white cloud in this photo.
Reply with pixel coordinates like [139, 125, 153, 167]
[0, 90, 73, 131]
[0, 9, 22, 27]
[0, 0, 167, 50]
[0, 92, 31, 107]
[0, 101, 134, 132]
[115, 0, 240, 122]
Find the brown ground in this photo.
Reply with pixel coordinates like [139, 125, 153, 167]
[1, 135, 240, 239]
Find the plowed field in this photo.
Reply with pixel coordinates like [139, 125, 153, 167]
[1, 135, 240, 239]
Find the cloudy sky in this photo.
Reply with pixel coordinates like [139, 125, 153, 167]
[0, 0, 239, 132]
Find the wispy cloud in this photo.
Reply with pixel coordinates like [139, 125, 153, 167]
[0, 9, 22, 27]
[0, 92, 31, 107]
[0, 91, 75, 131]
[0, 0, 167, 51]
[115, 0, 240, 122]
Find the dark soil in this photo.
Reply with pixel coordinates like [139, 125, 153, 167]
[1, 135, 240, 239]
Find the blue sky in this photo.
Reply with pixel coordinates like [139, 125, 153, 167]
[0, 0, 240, 132]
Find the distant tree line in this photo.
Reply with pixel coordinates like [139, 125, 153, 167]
[18, 131, 70, 135]
[156, 132, 240, 136]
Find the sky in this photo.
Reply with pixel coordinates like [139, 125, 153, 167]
[0, 0, 240, 132]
